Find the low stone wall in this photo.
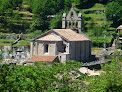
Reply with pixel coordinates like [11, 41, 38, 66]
[0, 33, 28, 40]
[84, 10, 105, 14]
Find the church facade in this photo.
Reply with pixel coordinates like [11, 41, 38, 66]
[25, 7, 92, 63]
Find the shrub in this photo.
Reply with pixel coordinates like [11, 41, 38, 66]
[92, 39, 111, 47]
[120, 45, 122, 50]
[119, 33, 122, 37]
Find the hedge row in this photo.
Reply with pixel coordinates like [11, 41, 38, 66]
[92, 40, 111, 47]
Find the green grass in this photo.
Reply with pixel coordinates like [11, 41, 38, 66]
[83, 13, 105, 19]
[13, 40, 30, 46]
[0, 39, 30, 46]
[0, 43, 11, 46]
[89, 36, 111, 42]
[0, 39, 15, 43]
[0, 39, 14, 46]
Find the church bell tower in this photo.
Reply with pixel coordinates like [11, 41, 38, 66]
[62, 6, 82, 34]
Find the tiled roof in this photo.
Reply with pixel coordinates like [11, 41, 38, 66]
[117, 25, 122, 29]
[37, 33, 62, 41]
[25, 55, 57, 63]
[52, 29, 90, 41]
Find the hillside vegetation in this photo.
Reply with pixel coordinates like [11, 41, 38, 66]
[0, 55, 122, 91]
[0, 0, 121, 47]
[0, 0, 121, 33]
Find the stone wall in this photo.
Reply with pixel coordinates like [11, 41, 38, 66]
[0, 33, 28, 40]
[70, 41, 91, 62]
[31, 40, 91, 63]
[31, 41, 57, 57]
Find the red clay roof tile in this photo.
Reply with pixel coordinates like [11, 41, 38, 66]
[25, 55, 57, 63]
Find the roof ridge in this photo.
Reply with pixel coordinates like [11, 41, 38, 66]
[33, 29, 90, 41]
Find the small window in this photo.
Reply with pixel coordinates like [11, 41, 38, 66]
[45, 44, 48, 53]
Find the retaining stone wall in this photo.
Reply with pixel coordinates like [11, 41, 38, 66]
[0, 33, 28, 40]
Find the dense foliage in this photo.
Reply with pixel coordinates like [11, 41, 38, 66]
[0, 0, 26, 33]
[105, 1, 122, 27]
[29, 0, 72, 31]
[0, 60, 84, 91]
[0, 56, 122, 91]
[87, 56, 122, 92]
[0, 0, 121, 33]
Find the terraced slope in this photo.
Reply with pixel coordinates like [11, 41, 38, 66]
[75, 3, 112, 30]
[0, 0, 33, 33]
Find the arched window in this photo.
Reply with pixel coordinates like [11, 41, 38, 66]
[71, 11, 73, 18]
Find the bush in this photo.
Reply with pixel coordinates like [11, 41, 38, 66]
[119, 33, 122, 37]
[120, 45, 122, 50]
[91, 37, 111, 47]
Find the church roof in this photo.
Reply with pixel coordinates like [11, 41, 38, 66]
[34, 29, 90, 41]
[52, 29, 90, 41]
[37, 33, 62, 41]
[25, 55, 57, 63]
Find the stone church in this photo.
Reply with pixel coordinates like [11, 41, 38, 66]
[25, 6, 92, 63]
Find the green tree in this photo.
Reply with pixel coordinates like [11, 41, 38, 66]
[31, 0, 56, 31]
[74, 0, 94, 9]
[105, 1, 122, 26]
[54, 0, 65, 12]
[64, 0, 72, 10]
[30, 0, 73, 31]
[32, 0, 56, 17]
[49, 12, 62, 29]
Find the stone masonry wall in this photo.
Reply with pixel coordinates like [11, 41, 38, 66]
[0, 33, 28, 40]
